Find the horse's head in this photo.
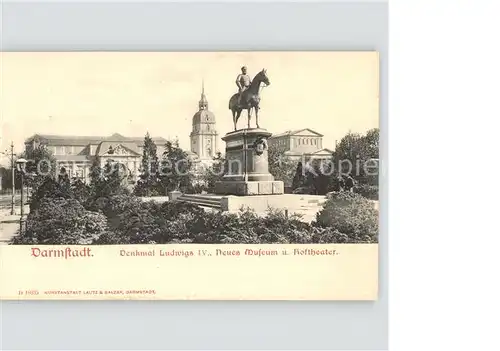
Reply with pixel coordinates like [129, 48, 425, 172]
[256, 68, 270, 86]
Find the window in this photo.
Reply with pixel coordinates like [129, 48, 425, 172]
[75, 168, 84, 179]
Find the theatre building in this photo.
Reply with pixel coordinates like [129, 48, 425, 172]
[24, 133, 168, 183]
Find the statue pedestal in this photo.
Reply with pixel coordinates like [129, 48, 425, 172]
[215, 128, 284, 196]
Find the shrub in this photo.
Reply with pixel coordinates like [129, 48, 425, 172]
[92, 197, 206, 244]
[29, 177, 96, 211]
[113, 200, 162, 244]
[158, 200, 205, 219]
[313, 191, 378, 243]
[29, 177, 72, 211]
[16, 187, 377, 245]
[89, 194, 380, 245]
[354, 184, 379, 200]
[133, 181, 163, 197]
[93, 202, 319, 245]
[71, 179, 93, 204]
[87, 194, 143, 217]
[12, 197, 108, 245]
[93, 230, 131, 245]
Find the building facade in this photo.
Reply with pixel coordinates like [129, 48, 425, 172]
[24, 133, 168, 183]
[268, 128, 334, 161]
[188, 82, 219, 170]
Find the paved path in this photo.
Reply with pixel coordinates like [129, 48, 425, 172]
[0, 220, 20, 244]
[0, 205, 29, 244]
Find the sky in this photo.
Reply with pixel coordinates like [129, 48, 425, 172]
[0, 51, 379, 165]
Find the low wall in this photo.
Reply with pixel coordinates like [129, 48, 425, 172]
[139, 196, 169, 203]
[221, 194, 326, 212]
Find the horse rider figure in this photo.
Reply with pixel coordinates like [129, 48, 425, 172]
[236, 66, 252, 107]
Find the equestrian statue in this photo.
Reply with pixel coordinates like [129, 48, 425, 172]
[228, 66, 270, 131]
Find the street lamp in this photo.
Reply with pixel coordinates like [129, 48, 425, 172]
[16, 158, 27, 233]
[1, 141, 16, 215]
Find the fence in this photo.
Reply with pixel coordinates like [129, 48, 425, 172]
[0, 189, 22, 196]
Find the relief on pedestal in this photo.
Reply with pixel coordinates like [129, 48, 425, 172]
[252, 136, 268, 156]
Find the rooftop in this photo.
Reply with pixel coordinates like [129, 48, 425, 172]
[25, 133, 169, 146]
[270, 128, 324, 138]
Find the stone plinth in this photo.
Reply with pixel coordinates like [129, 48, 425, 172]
[220, 194, 327, 224]
[216, 180, 284, 196]
[168, 190, 182, 201]
[215, 128, 284, 196]
[174, 193, 327, 224]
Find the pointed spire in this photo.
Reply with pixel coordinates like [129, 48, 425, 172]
[198, 79, 208, 110]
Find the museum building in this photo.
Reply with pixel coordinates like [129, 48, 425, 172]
[267, 128, 334, 161]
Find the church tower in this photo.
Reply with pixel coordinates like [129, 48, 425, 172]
[190, 81, 218, 162]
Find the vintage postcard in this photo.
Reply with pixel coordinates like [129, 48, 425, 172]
[0, 52, 379, 300]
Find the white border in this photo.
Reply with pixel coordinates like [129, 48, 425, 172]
[391, 0, 500, 350]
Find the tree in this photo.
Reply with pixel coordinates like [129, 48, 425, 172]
[333, 131, 364, 176]
[362, 128, 379, 159]
[300, 158, 334, 195]
[159, 139, 194, 193]
[0, 165, 21, 190]
[21, 144, 58, 176]
[134, 133, 161, 196]
[333, 128, 380, 183]
[268, 145, 297, 189]
[19, 145, 58, 193]
[291, 162, 305, 190]
[202, 152, 226, 193]
[89, 158, 130, 199]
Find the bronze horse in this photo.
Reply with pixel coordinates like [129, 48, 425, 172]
[228, 69, 270, 130]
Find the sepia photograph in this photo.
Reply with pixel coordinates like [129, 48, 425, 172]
[1, 52, 379, 300]
[1, 52, 379, 247]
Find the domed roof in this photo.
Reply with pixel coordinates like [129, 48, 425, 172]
[193, 80, 216, 124]
[193, 109, 215, 125]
